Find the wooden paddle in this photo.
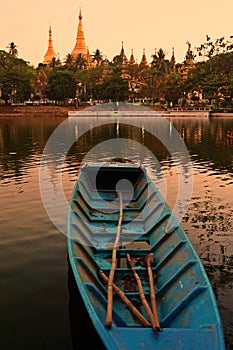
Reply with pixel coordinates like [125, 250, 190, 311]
[106, 192, 123, 328]
[145, 253, 160, 332]
[126, 253, 159, 333]
[99, 270, 150, 327]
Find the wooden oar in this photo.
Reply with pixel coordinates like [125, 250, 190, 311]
[99, 270, 151, 327]
[106, 192, 123, 328]
[126, 253, 159, 333]
[145, 253, 160, 332]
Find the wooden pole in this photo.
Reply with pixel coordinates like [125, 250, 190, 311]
[99, 270, 150, 327]
[126, 253, 159, 333]
[106, 192, 123, 328]
[145, 253, 160, 332]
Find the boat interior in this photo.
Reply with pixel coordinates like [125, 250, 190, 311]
[68, 163, 221, 333]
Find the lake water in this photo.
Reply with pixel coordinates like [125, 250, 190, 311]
[0, 113, 232, 349]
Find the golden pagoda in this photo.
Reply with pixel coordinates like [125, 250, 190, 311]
[71, 9, 88, 60]
[43, 26, 57, 64]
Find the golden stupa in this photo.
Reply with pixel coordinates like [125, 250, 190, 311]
[43, 26, 57, 64]
[71, 9, 88, 60]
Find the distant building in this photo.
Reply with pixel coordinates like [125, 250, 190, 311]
[120, 41, 128, 65]
[71, 9, 88, 60]
[32, 69, 48, 101]
[71, 9, 93, 67]
[170, 47, 176, 71]
[140, 49, 148, 66]
[129, 49, 135, 65]
[42, 9, 182, 74]
[42, 9, 93, 67]
[43, 26, 57, 65]
[41, 7, 195, 104]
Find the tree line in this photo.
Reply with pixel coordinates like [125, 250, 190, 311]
[0, 36, 233, 108]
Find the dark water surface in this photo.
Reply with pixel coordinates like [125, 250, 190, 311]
[0, 115, 232, 349]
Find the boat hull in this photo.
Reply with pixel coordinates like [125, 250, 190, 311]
[67, 163, 225, 349]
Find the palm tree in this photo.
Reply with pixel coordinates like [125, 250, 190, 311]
[75, 54, 87, 70]
[49, 57, 61, 70]
[64, 53, 74, 70]
[92, 49, 103, 66]
[7, 42, 18, 56]
[149, 49, 171, 102]
[151, 48, 170, 73]
[156, 48, 170, 74]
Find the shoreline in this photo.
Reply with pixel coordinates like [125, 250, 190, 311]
[0, 105, 80, 117]
[0, 105, 233, 117]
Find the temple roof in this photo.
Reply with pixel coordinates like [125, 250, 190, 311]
[43, 26, 57, 64]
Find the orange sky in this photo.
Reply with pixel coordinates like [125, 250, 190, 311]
[1, 0, 232, 66]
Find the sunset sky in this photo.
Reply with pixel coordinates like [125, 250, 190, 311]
[1, 0, 232, 66]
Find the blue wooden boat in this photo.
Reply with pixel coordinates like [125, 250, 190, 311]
[67, 162, 225, 350]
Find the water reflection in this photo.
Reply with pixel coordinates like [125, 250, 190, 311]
[68, 260, 105, 350]
[0, 115, 232, 349]
[0, 116, 66, 185]
[1, 116, 232, 265]
[170, 117, 233, 173]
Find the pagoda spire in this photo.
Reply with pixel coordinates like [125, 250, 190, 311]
[43, 25, 57, 64]
[120, 41, 125, 57]
[171, 46, 176, 70]
[71, 8, 88, 60]
[129, 49, 135, 64]
[140, 48, 147, 66]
